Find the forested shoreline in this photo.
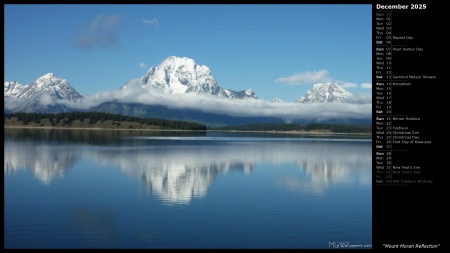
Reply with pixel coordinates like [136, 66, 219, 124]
[4, 112, 207, 131]
[4, 112, 372, 134]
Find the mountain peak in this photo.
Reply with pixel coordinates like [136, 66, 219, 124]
[224, 88, 258, 99]
[140, 56, 221, 95]
[34, 73, 67, 88]
[296, 83, 351, 103]
[271, 98, 283, 103]
[41, 73, 55, 79]
[136, 56, 259, 100]
[8, 73, 84, 102]
[163, 56, 195, 65]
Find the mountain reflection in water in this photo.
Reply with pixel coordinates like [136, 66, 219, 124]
[4, 129, 371, 204]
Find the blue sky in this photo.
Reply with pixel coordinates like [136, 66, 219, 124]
[4, 4, 372, 103]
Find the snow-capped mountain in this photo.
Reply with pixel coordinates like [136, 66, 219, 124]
[4, 81, 25, 98]
[13, 73, 84, 102]
[296, 83, 351, 103]
[4, 73, 84, 113]
[271, 98, 283, 103]
[139, 56, 224, 95]
[224, 89, 258, 99]
[123, 56, 257, 99]
[4, 58, 370, 125]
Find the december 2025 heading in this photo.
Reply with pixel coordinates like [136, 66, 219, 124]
[376, 4, 426, 10]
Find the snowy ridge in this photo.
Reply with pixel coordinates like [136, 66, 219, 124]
[296, 83, 351, 103]
[6, 73, 84, 102]
[139, 56, 225, 96]
[4, 73, 84, 113]
[224, 89, 258, 99]
[4, 81, 25, 97]
[271, 98, 283, 103]
[131, 56, 257, 99]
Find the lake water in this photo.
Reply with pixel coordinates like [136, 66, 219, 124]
[4, 128, 372, 249]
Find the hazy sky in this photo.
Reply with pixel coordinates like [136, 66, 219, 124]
[4, 4, 372, 103]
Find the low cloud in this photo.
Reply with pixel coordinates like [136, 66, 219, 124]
[139, 62, 147, 68]
[82, 79, 372, 120]
[275, 70, 331, 85]
[142, 18, 159, 27]
[5, 78, 372, 120]
[75, 15, 122, 50]
[345, 93, 372, 104]
[38, 94, 55, 106]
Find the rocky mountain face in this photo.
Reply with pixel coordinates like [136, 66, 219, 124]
[296, 83, 351, 103]
[4, 81, 25, 98]
[124, 56, 257, 99]
[6, 73, 83, 102]
[4, 73, 84, 113]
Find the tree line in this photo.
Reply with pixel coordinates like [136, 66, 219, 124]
[4, 112, 207, 131]
[4, 112, 372, 133]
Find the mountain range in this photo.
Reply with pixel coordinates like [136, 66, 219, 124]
[4, 56, 369, 126]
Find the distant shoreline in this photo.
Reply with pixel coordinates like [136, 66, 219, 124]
[209, 129, 372, 136]
[4, 125, 372, 136]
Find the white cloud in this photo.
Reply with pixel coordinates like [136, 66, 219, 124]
[142, 18, 159, 27]
[139, 62, 147, 68]
[82, 79, 372, 120]
[5, 78, 371, 120]
[38, 94, 55, 106]
[275, 70, 331, 85]
[361, 83, 372, 89]
[345, 93, 372, 104]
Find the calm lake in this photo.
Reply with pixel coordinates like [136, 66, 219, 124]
[4, 128, 372, 249]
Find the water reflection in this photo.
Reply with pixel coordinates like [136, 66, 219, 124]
[4, 139, 80, 185]
[5, 129, 372, 248]
[4, 129, 371, 203]
[90, 147, 254, 204]
[278, 157, 372, 195]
